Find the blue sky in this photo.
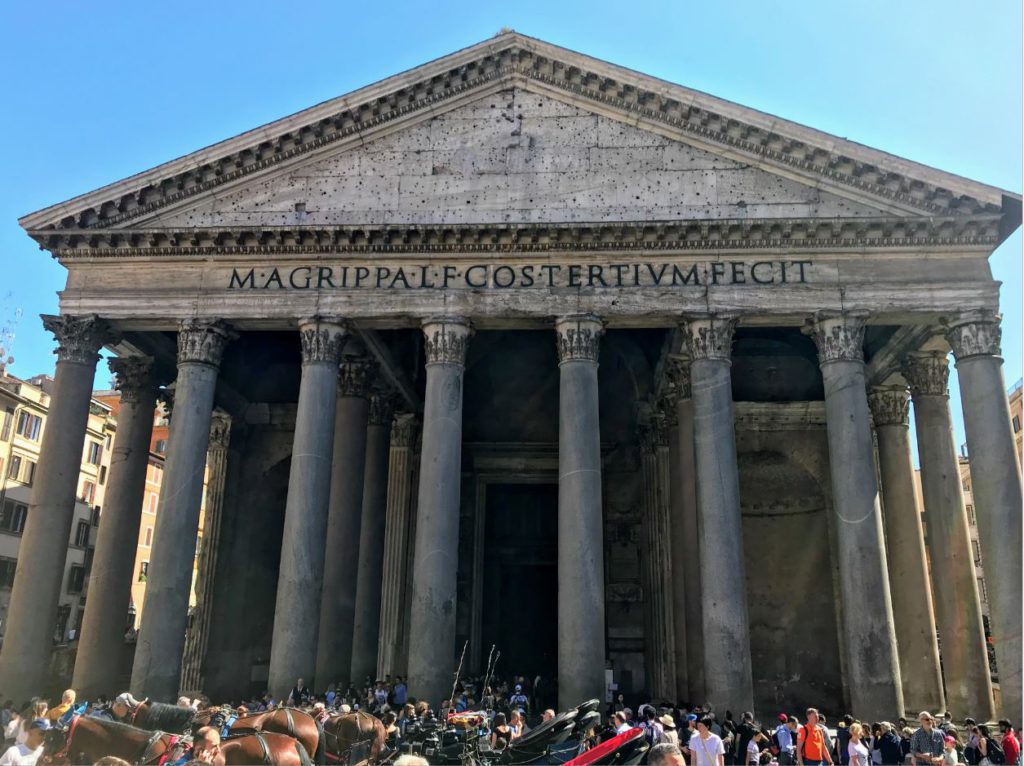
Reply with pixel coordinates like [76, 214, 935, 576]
[0, 0, 1020, 449]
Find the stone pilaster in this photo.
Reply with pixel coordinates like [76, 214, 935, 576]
[807, 311, 903, 720]
[667, 356, 702, 703]
[316, 353, 376, 687]
[867, 384, 945, 713]
[681, 314, 753, 714]
[74, 356, 158, 697]
[904, 350, 994, 718]
[268, 318, 347, 697]
[350, 391, 395, 682]
[377, 413, 420, 679]
[407, 317, 472, 706]
[132, 319, 234, 700]
[554, 314, 606, 709]
[944, 311, 1022, 722]
[180, 410, 232, 694]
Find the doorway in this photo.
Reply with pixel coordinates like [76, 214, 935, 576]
[480, 483, 558, 684]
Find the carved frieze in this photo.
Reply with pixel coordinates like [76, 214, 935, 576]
[177, 319, 235, 367]
[867, 386, 910, 427]
[805, 311, 867, 364]
[902, 351, 950, 398]
[422, 317, 472, 366]
[298, 317, 347, 364]
[681, 315, 737, 362]
[337, 356, 376, 398]
[41, 314, 111, 366]
[108, 356, 156, 404]
[943, 311, 1003, 361]
[555, 314, 603, 364]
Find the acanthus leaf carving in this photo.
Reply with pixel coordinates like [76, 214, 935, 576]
[108, 356, 156, 404]
[943, 311, 1002, 360]
[681, 316, 737, 362]
[902, 351, 950, 398]
[805, 311, 867, 364]
[337, 356, 377, 398]
[867, 385, 910, 427]
[42, 314, 112, 366]
[298, 317, 347, 364]
[422, 317, 472, 366]
[555, 314, 603, 364]
[177, 319, 235, 367]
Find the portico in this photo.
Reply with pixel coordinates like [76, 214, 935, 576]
[6, 33, 1021, 721]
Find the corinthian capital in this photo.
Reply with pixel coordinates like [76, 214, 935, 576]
[681, 315, 737, 362]
[805, 311, 867, 364]
[943, 310, 1002, 361]
[391, 413, 420, 448]
[422, 317, 472, 366]
[108, 356, 156, 404]
[298, 317, 348, 365]
[902, 351, 950, 398]
[368, 391, 396, 426]
[209, 410, 232, 449]
[665, 356, 692, 400]
[337, 356, 377, 398]
[178, 319, 235, 367]
[867, 385, 910, 427]
[555, 314, 603, 364]
[41, 314, 112, 366]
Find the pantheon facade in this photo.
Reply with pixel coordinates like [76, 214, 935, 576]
[4, 33, 1021, 721]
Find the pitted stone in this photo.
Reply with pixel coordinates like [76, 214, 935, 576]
[868, 385, 911, 427]
[903, 351, 950, 398]
[177, 319, 235, 367]
[42, 314, 111, 365]
[422, 317, 472, 366]
[555, 314, 603, 364]
[681, 316, 737, 362]
[298, 318, 348, 364]
[943, 310, 1003, 360]
[806, 311, 868, 364]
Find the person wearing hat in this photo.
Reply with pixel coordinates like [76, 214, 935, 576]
[0, 718, 47, 765]
[661, 714, 680, 746]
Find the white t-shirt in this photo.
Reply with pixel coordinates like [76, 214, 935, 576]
[848, 740, 870, 766]
[0, 743, 41, 766]
[690, 733, 726, 766]
[747, 739, 761, 764]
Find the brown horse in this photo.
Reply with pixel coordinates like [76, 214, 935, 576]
[194, 707, 323, 763]
[220, 731, 312, 766]
[322, 711, 387, 764]
[42, 715, 184, 765]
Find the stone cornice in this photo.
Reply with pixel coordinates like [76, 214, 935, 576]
[733, 401, 827, 431]
[21, 34, 1015, 235]
[31, 216, 1002, 258]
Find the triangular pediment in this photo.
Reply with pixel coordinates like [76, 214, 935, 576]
[20, 31, 1020, 245]
[147, 87, 886, 229]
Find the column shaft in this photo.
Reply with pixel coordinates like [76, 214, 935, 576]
[905, 351, 993, 718]
[74, 357, 158, 697]
[946, 313, 1023, 722]
[868, 386, 945, 713]
[350, 394, 393, 682]
[131, 320, 233, 700]
[684, 315, 753, 715]
[267, 319, 347, 697]
[0, 315, 108, 702]
[407, 318, 471, 707]
[315, 357, 374, 688]
[653, 426, 677, 701]
[556, 315, 606, 710]
[809, 312, 903, 720]
[377, 414, 418, 679]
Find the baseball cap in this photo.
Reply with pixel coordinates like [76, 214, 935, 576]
[28, 719, 51, 731]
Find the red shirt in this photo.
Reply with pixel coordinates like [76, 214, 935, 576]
[1002, 731, 1019, 765]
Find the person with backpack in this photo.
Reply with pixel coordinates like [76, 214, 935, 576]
[640, 706, 666, 747]
[798, 709, 834, 766]
[977, 725, 1006, 766]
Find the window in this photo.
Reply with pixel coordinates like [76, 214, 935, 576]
[966, 504, 976, 525]
[67, 565, 85, 595]
[978, 577, 988, 602]
[24, 461, 35, 486]
[1014, 415, 1021, 434]
[962, 478, 971, 492]
[91, 506, 101, 526]
[74, 521, 90, 547]
[147, 494, 157, 514]
[15, 412, 41, 441]
[0, 407, 13, 441]
[7, 455, 21, 480]
[972, 540, 982, 565]
[83, 547, 94, 573]
[0, 500, 27, 534]
[143, 526, 153, 547]
[154, 440, 167, 455]
[80, 481, 95, 504]
[104, 434, 112, 450]
[86, 441, 102, 466]
[0, 557, 16, 588]
[99, 465, 107, 485]
[138, 561, 149, 582]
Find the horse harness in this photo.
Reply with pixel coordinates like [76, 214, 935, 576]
[137, 730, 181, 766]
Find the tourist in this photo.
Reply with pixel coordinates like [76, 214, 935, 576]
[0, 719, 46, 766]
[837, 716, 854, 766]
[965, 719, 981, 765]
[777, 716, 798, 765]
[661, 714, 680, 746]
[879, 722, 903, 765]
[943, 737, 959, 766]
[509, 684, 528, 713]
[735, 712, 758, 764]
[649, 742, 687, 766]
[900, 727, 915, 763]
[44, 690, 73, 725]
[393, 677, 408, 707]
[976, 724, 1005, 766]
[491, 712, 512, 751]
[189, 727, 221, 766]
[542, 709, 556, 724]
[614, 712, 632, 735]
[746, 729, 768, 766]
[639, 705, 666, 747]
[797, 708, 834, 766]
[910, 712, 945, 766]
[998, 721, 1019, 766]
[382, 711, 399, 749]
[287, 678, 311, 707]
[2, 708, 20, 746]
[689, 715, 727, 766]
[848, 723, 871, 766]
[393, 756, 428, 766]
[509, 709, 526, 739]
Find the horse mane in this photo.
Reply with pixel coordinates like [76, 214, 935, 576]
[138, 702, 195, 733]
[85, 717, 151, 737]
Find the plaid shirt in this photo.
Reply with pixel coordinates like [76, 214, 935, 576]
[910, 727, 945, 760]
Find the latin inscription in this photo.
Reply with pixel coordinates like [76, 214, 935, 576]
[227, 260, 811, 290]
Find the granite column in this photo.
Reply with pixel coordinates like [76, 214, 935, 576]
[808, 312, 903, 721]
[905, 350, 994, 718]
[315, 354, 375, 688]
[74, 356, 159, 697]
[555, 314, 607, 710]
[0, 315, 109, 702]
[682, 315, 753, 715]
[945, 312, 1023, 722]
[267, 318, 347, 697]
[132, 319, 234, 700]
[407, 317, 471, 707]
[867, 384, 945, 713]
